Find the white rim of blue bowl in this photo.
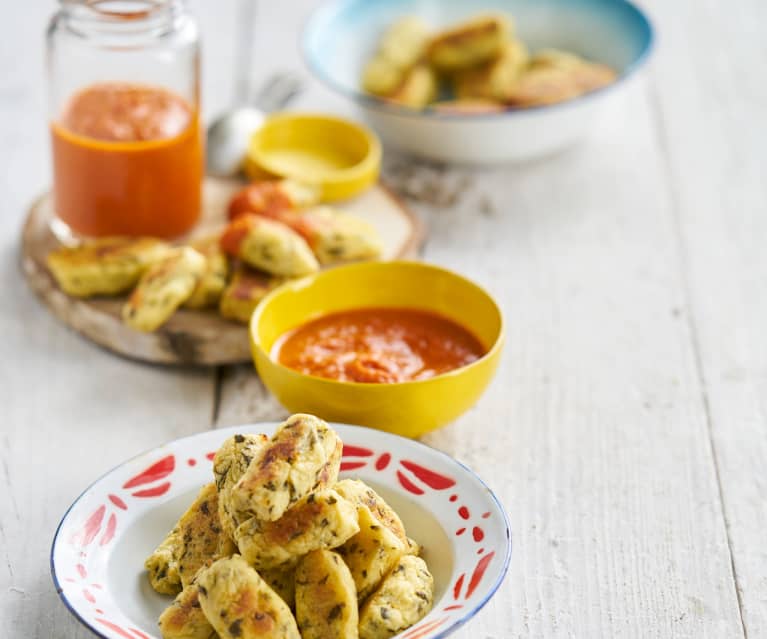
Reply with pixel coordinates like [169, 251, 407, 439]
[51, 422, 512, 639]
[300, 0, 655, 120]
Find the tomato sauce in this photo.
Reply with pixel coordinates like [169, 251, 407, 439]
[51, 82, 203, 238]
[272, 307, 486, 383]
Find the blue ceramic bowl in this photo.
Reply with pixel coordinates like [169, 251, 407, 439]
[303, 0, 654, 163]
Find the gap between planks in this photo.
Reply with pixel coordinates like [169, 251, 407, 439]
[211, 365, 224, 426]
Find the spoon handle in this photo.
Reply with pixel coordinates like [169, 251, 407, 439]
[253, 72, 303, 113]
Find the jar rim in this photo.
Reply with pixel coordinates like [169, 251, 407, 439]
[61, 1, 186, 15]
[59, 0, 187, 36]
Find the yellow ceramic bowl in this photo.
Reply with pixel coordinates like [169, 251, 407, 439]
[250, 261, 504, 438]
[244, 113, 381, 201]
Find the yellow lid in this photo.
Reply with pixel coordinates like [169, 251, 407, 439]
[244, 113, 381, 201]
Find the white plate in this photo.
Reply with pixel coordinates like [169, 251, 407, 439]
[52, 422, 511, 638]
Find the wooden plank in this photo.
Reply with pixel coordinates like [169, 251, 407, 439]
[0, 2, 241, 637]
[215, 5, 746, 638]
[191, 0, 242, 119]
[646, 0, 767, 634]
[411, 84, 744, 638]
[239, 0, 353, 115]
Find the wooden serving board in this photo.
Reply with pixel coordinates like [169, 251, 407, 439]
[21, 177, 425, 366]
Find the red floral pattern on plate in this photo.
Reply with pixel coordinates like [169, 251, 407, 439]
[340, 446, 458, 496]
[69, 455, 177, 553]
[122, 456, 174, 489]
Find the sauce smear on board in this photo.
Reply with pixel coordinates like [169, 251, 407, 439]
[273, 307, 486, 383]
[51, 82, 203, 238]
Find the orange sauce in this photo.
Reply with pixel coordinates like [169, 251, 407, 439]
[51, 82, 203, 238]
[272, 307, 486, 383]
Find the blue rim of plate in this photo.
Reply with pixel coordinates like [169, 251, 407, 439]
[300, 0, 655, 120]
[51, 422, 512, 639]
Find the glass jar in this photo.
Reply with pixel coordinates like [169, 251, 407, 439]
[47, 0, 202, 240]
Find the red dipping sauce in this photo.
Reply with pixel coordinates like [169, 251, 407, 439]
[272, 307, 486, 384]
[51, 82, 202, 238]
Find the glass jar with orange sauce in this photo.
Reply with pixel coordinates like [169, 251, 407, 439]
[47, 0, 202, 240]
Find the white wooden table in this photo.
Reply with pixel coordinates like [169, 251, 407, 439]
[2, 1, 765, 637]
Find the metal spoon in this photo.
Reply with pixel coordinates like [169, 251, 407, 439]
[206, 71, 303, 177]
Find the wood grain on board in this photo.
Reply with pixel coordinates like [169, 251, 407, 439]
[21, 177, 424, 365]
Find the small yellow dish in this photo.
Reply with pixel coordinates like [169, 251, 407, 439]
[244, 113, 381, 201]
[250, 261, 504, 438]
